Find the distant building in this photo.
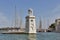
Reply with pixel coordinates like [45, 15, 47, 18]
[55, 19, 60, 32]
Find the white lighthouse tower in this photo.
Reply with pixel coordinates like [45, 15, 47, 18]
[25, 8, 36, 34]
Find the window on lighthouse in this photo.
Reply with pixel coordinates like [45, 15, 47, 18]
[31, 20, 33, 22]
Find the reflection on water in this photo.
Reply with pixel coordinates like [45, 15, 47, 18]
[0, 34, 36, 40]
[0, 32, 60, 40]
[27, 34, 36, 40]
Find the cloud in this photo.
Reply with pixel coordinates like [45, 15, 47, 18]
[41, 5, 60, 29]
[51, 5, 60, 22]
[0, 12, 10, 27]
[52, 5, 60, 14]
[0, 12, 23, 28]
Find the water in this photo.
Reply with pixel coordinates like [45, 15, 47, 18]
[0, 32, 60, 40]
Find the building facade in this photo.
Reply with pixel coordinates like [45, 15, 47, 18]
[55, 19, 60, 32]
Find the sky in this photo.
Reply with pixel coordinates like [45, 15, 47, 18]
[0, 0, 60, 29]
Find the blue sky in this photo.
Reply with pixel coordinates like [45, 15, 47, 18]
[0, 0, 60, 29]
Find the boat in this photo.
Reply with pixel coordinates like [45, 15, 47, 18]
[2, 29, 25, 34]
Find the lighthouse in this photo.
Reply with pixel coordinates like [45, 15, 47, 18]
[25, 8, 36, 34]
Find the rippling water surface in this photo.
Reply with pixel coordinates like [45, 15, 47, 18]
[0, 32, 60, 40]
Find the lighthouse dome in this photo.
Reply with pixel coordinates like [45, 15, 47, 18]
[28, 8, 33, 16]
[28, 8, 33, 12]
